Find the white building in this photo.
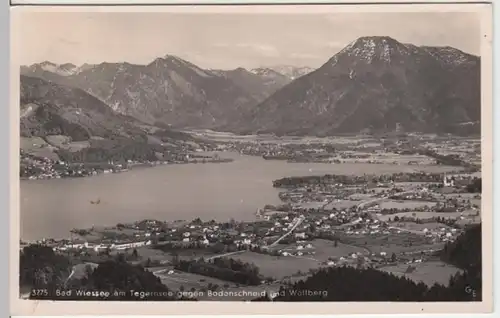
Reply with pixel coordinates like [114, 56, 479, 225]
[443, 173, 455, 187]
[295, 232, 306, 239]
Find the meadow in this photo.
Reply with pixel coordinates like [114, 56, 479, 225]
[379, 261, 463, 287]
[224, 251, 322, 279]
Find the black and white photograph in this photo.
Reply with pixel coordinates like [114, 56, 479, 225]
[11, 2, 492, 313]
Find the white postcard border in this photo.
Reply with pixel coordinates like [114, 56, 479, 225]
[9, 2, 494, 315]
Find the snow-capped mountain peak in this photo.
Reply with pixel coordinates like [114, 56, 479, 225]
[337, 36, 414, 63]
[251, 66, 314, 80]
[30, 61, 82, 76]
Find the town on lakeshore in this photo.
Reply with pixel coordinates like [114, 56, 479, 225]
[20, 132, 483, 301]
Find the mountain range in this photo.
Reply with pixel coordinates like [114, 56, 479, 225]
[20, 74, 150, 142]
[21, 59, 304, 130]
[20, 36, 481, 137]
[227, 37, 480, 136]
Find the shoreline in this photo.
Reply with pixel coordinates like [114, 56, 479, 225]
[20, 155, 481, 242]
[20, 159, 474, 182]
[20, 157, 235, 182]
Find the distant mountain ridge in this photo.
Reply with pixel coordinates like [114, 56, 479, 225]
[20, 74, 146, 141]
[262, 65, 315, 80]
[21, 57, 312, 130]
[210, 67, 291, 102]
[226, 36, 480, 136]
[22, 56, 260, 129]
[21, 37, 480, 136]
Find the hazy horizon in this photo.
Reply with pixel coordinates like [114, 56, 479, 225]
[16, 11, 480, 70]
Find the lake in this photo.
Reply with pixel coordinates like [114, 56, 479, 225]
[20, 152, 458, 241]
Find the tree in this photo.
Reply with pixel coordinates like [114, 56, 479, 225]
[391, 253, 397, 263]
[20, 244, 71, 291]
[356, 257, 365, 269]
[81, 260, 175, 300]
[192, 218, 202, 225]
[84, 264, 95, 278]
[309, 223, 317, 234]
[171, 252, 180, 265]
[116, 253, 126, 262]
[263, 265, 477, 302]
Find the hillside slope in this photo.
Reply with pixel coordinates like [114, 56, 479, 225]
[21, 56, 259, 129]
[211, 67, 291, 102]
[20, 75, 146, 142]
[229, 36, 480, 136]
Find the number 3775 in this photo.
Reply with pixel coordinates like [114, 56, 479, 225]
[30, 289, 48, 297]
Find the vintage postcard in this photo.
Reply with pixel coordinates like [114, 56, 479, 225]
[10, 2, 493, 316]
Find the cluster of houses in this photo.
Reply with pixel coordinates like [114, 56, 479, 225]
[422, 139, 481, 164]
[24, 177, 466, 263]
[53, 240, 152, 253]
[20, 152, 131, 180]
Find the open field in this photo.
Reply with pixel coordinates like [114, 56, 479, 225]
[341, 154, 436, 165]
[136, 246, 172, 262]
[348, 193, 374, 200]
[20, 137, 60, 160]
[151, 268, 238, 292]
[471, 199, 481, 207]
[322, 163, 460, 174]
[224, 251, 322, 279]
[323, 200, 358, 210]
[379, 261, 463, 287]
[368, 242, 444, 255]
[391, 222, 452, 232]
[22, 135, 90, 156]
[270, 239, 368, 262]
[442, 193, 481, 200]
[394, 182, 439, 187]
[456, 217, 482, 227]
[368, 187, 394, 194]
[21, 136, 48, 150]
[306, 239, 368, 261]
[299, 202, 326, 209]
[379, 200, 437, 210]
[340, 233, 441, 255]
[72, 227, 141, 243]
[141, 245, 218, 262]
[377, 210, 479, 222]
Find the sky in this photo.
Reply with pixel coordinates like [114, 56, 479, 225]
[15, 11, 481, 70]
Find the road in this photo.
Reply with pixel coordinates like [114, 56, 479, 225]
[387, 226, 426, 235]
[267, 216, 305, 248]
[204, 250, 246, 261]
[335, 188, 420, 229]
[356, 189, 419, 211]
[63, 269, 75, 287]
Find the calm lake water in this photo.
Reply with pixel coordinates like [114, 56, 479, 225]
[20, 152, 458, 241]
